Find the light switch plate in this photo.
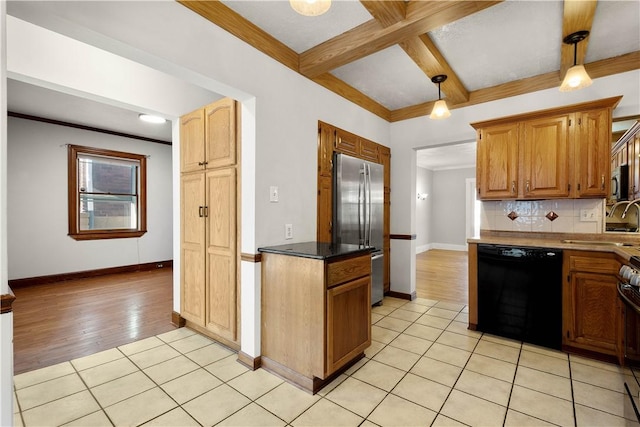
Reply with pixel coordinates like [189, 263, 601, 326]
[270, 186, 279, 202]
[285, 224, 293, 239]
[579, 208, 598, 222]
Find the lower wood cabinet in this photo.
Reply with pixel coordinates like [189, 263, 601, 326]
[260, 249, 371, 393]
[562, 250, 623, 362]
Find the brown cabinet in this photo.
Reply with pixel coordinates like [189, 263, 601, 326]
[317, 121, 391, 293]
[473, 97, 621, 200]
[180, 98, 240, 347]
[261, 249, 371, 393]
[562, 251, 623, 362]
[612, 121, 640, 200]
[476, 123, 519, 199]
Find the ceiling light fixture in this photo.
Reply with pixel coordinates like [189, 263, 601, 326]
[289, 0, 331, 17]
[559, 30, 593, 92]
[138, 113, 166, 124]
[429, 75, 451, 120]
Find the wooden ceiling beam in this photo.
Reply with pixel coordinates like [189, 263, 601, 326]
[362, 0, 470, 105]
[390, 50, 640, 122]
[560, 0, 598, 77]
[299, 1, 501, 78]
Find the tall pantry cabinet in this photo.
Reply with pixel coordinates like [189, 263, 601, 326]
[180, 98, 241, 348]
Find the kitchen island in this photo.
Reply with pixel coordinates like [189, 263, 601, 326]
[258, 242, 372, 393]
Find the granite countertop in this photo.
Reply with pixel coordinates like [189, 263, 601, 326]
[258, 242, 373, 260]
[468, 231, 640, 262]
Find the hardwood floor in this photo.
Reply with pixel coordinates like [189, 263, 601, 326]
[12, 268, 176, 374]
[416, 249, 468, 305]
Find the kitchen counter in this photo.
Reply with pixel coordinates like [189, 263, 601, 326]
[258, 242, 372, 260]
[468, 231, 640, 262]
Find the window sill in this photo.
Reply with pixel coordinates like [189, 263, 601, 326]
[68, 230, 147, 241]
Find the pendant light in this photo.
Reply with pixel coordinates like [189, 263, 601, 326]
[559, 30, 593, 92]
[429, 75, 451, 120]
[290, 0, 331, 16]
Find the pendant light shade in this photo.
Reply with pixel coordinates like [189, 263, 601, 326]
[290, 0, 331, 16]
[430, 75, 451, 120]
[559, 31, 593, 92]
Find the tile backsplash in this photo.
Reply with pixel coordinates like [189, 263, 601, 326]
[480, 199, 605, 234]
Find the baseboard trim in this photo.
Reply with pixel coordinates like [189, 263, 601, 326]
[1, 289, 16, 314]
[171, 311, 186, 328]
[237, 351, 261, 370]
[8, 260, 173, 288]
[184, 320, 241, 352]
[385, 290, 416, 301]
[430, 243, 468, 252]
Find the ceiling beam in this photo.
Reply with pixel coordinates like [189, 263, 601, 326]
[560, 0, 598, 77]
[390, 50, 640, 122]
[299, 1, 501, 78]
[362, 1, 470, 105]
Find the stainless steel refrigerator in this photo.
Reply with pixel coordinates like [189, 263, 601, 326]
[333, 153, 384, 305]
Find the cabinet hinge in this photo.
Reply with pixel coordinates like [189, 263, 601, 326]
[567, 275, 570, 283]
[577, 183, 581, 191]
[578, 118, 582, 125]
[566, 330, 570, 338]
[569, 119, 572, 126]
[568, 184, 570, 192]
[479, 131, 482, 140]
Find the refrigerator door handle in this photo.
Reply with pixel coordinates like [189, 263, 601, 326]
[367, 163, 372, 248]
[358, 166, 364, 246]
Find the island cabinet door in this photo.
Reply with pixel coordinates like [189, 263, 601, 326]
[326, 276, 371, 377]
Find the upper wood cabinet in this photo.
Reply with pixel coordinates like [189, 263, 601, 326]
[472, 96, 621, 200]
[476, 123, 519, 199]
[575, 109, 611, 198]
[181, 98, 237, 173]
[521, 114, 571, 198]
[611, 120, 640, 200]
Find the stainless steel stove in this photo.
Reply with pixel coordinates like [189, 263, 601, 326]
[617, 256, 640, 421]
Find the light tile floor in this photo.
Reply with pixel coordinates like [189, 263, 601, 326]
[13, 297, 640, 426]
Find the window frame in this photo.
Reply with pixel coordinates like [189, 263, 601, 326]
[68, 144, 147, 240]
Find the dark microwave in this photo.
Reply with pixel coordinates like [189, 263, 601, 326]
[612, 164, 629, 201]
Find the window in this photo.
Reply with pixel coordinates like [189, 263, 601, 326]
[68, 145, 147, 240]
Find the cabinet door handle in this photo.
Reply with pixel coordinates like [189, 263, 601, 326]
[525, 180, 530, 193]
[198, 161, 209, 167]
[199, 206, 204, 217]
[204, 206, 209, 217]
[601, 174, 605, 191]
[511, 181, 516, 194]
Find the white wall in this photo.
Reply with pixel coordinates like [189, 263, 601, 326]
[4, 1, 390, 364]
[0, 2, 13, 425]
[416, 166, 432, 252]
[7, 117, 173, 279]
[431, 167, 475, 250]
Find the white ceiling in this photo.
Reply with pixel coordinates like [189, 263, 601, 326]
[5, 0, 639, 168]
[416, 142, 477, 171]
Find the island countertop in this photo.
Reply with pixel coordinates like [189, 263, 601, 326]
[257, 242, 373, 260]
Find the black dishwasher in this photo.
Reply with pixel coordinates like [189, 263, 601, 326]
[477, 244, 563, 350]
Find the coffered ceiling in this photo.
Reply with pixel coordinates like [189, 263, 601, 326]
[181, 0, 640, 122]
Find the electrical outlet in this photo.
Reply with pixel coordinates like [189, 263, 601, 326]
[285, 224, 293, 239]
[579, 208, 598, 222]
[270, 186, 279, 202]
